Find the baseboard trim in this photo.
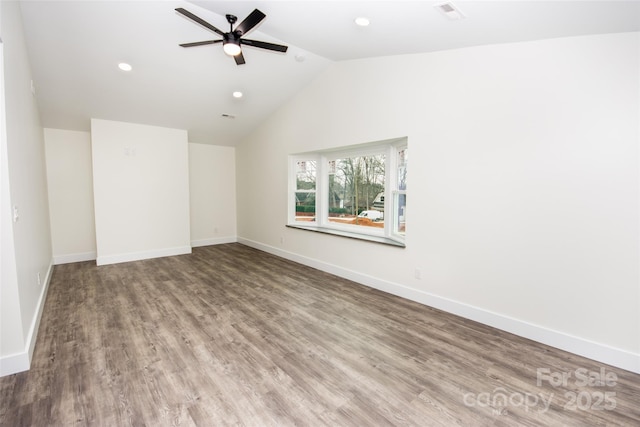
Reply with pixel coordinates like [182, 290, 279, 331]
[0, 351, 29, 377]
[53, 251, 97, 265]
[0, 259, 54, 377]
[26, 260, 54, 364]
[96, 245, 192, 266]
[191, 236, 237, 248]
[238, 237, 640, 374]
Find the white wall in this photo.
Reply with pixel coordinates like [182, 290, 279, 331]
[0, 1, 53, 376]
[43, 131, 238, 262]
[0, 27, 24, 373]
[189, 143, 237, 246]
[91, 119, 191, 265]
[236, 32, 640, 373]
[44, 128, 96, 263]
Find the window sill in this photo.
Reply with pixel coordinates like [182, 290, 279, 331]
[286, 224, 406, 247]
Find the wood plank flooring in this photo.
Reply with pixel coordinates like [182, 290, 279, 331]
[1, 243, 639, 426]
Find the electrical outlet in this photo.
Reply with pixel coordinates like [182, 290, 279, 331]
[37, 272, 41, 285]
[12, 205, 19, 222]
[280, 237, 285, 244]
[214, 227, 219, 234]
[414, 268, 422, 280]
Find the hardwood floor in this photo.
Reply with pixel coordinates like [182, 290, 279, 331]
[1, 243, 639, 426]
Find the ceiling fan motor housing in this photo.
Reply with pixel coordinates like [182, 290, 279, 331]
[224, 33, 240, 44]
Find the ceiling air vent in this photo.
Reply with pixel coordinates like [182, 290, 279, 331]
[221, 114, 236, 119]
[435, 2, 465, 20]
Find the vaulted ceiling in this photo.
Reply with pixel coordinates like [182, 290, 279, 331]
[19, 1, 640, 145]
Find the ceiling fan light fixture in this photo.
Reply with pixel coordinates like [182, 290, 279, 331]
[223, 41, 242, 56]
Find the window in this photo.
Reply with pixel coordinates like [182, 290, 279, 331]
[394, 147, 407, 236]
[289, 137, 407, 246]
[295, 160, 316, 222]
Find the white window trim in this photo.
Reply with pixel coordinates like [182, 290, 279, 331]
[288, 137, 407, 247]
[289, 156, 319, 224]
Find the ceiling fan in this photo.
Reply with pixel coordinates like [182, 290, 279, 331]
[175, 8, 288, 65]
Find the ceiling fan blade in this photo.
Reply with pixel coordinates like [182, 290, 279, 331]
[234, 9, 266, 36]
[175, 8, 225, 37]
[241, 38, 288, 53]
[179, 40, 223, 48]
[234, 51, 246, 65]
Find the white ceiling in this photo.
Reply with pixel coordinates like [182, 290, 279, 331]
[19, 1, 640, 145]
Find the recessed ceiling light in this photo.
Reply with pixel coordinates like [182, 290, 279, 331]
[118, 62, 132, 71]
[354, 17, 370, 27]
[233, 91, 243, 98]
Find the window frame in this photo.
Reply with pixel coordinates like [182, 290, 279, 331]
[288, 137, 407, 246]
[291, 159, 318, 224]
